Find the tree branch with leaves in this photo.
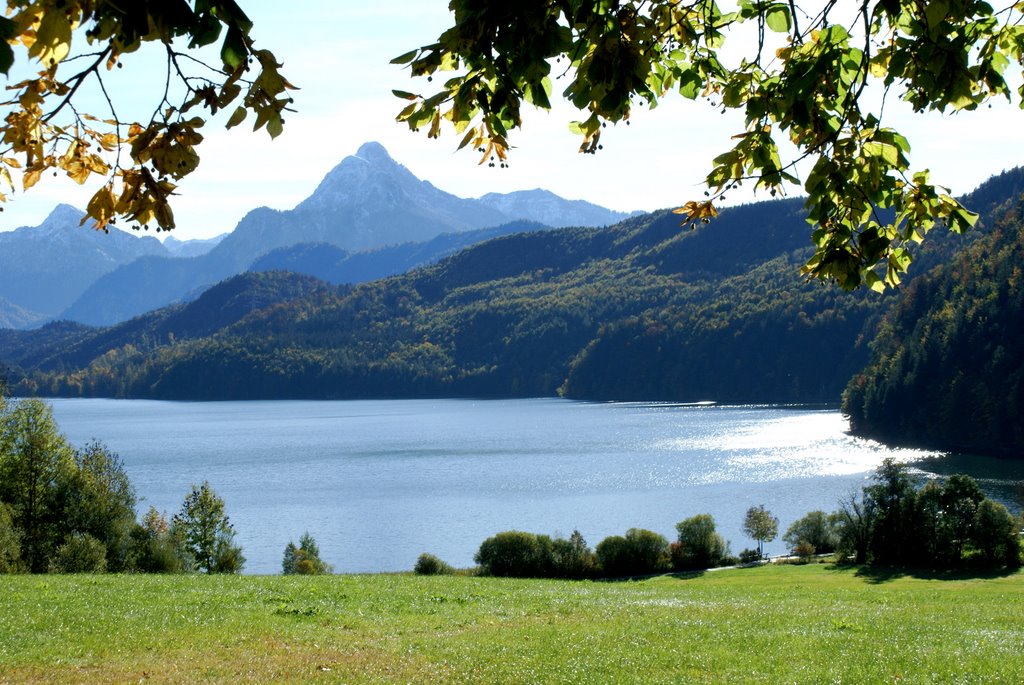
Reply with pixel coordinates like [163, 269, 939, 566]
[0, 0, 294, 232]
[394, 0, 1024, 290]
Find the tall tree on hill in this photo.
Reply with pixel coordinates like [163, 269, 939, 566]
[3, 1, 1022, 291]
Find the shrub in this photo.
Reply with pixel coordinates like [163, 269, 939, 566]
[550, 530, 595, 579]
[971, 499, 1021, 568]
[596, 528, 670, 577]
[737, 548, 762, 564]
[282, 532, 331, 575]
[127, 507, 190, 573]
[475, 531, 553, 578]
[57, 441, 138, 572]
[783, 511, 839, 555]
[673, 514, 728, 570]
[50, 532, 107, 574]
[794, 540, 816, 563]
[414, 552, 455, 575]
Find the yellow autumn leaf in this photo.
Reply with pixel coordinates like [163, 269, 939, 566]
[154, 199, 175, 229]
[673, 200, 719, 221]
[86, 154, 109, 175]
[81, 184, 117, 229]
[99, 133, 120, 151]
[23, 167, 42, 190]
[65, 160, 91, 184]
[28, 11, 74, 66]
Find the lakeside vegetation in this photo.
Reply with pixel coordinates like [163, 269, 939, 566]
[4, 383, 1020, 579]
[2, 565, 1022, 684]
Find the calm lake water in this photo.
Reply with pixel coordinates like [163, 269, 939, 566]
[46, 398, 1024, 575]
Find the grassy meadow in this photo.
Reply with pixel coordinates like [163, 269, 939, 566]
[1, 563, 1022, 684]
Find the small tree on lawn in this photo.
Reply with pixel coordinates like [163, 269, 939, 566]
[282, 532, 331, 575]
[673, 514, 727, 570]
[783, 511, 840, 556]
[172, 481, 244, 574]
[743, 505, 778, 560]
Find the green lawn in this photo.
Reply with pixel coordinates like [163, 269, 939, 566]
[1, 564, 1021, 684]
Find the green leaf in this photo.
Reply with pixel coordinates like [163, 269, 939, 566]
[225, 106, 247, 129]
[456, 128, 477, 151]
[267, 114, 284, 139]
[391, 49, 419, 65]
[392, 90, 419, 101]
[0, 15, 14, 75]
[863, 270, 885, 293]
[189, 14, 222, 48]
[220, 24, 247, 71]
[923, 1, 949, 32]
[765, 6, 791, 33]
[678, 69, 702, 99]
[863, 141, 899, 166]
[213, 0, 253, 33]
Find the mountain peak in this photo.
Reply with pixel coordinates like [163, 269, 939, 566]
[38, 204, 85, 232]
[354, 141, 393, 165]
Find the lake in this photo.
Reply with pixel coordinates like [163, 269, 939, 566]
[46, 398, 1024, 575]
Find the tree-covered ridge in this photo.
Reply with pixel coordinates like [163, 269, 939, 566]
[3, 198, 878, 402]
[843, 195, 1024, 456]
[2, 271, 336, 392]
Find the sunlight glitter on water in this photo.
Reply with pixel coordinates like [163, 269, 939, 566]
[655, 409, 940, 482]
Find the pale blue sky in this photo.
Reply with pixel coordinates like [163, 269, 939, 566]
[2, 1, 1022, 240]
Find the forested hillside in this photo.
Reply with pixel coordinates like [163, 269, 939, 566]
[844, 195, 1024, 455]
[4, 198, 881, 402]
[4, 169, 1022, 418]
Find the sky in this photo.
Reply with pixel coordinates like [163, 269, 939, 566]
[2, 1, 1023, 241]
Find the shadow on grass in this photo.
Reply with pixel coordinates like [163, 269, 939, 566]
[593, 569, 712, 583]
[828, 562, 1022, 584]
[666, 570, 708, 580]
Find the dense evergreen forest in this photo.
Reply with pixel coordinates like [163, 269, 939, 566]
[2, 169, 1024, 458]
[844, 194, 1024, 456]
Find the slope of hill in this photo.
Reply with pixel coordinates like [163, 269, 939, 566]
[843, 195, 1024, 455]
[163, 233, 227, 257]
[3, 272, 336, 389]
[250, 220, 548, 285]
[477, 188, 639, 227]
[0, 296, 42, 329]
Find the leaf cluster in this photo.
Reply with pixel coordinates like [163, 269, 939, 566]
[0, 0, 293, 231]
[397, 0, 1024, 288]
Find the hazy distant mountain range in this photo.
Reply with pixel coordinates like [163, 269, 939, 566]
[0, 142, 637, 328]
